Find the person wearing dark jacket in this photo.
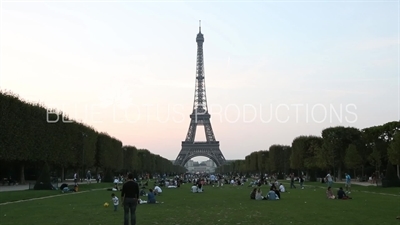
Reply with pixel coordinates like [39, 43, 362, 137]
[121, 173, 140, 225]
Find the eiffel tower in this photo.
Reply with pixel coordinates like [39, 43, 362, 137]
[174, 21, 226, 167]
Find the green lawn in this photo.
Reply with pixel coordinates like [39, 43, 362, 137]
[0, 182, 399, 225]
[0, 183, 111, 203]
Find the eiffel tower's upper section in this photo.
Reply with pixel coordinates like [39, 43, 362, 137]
[192, 20, 208, 115]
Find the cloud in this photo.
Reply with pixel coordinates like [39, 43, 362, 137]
[371, 58, 396, 67]
[140, 77, 193, 89]
[322, 89, 371, 98]
[355, 38, 398, 51]
[97, 81, 134, 110]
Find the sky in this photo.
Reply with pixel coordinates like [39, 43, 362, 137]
[1, 0, 399, 162]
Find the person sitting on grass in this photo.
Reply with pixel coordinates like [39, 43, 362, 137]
[191, 185, 199, 193]
[250, 188, 257, 200]
[267, 187, 278, 200]
[154, 185, 162, 195]
[279, 183, 286, 193]
[337, 187, 352, 200]
[140, 186, 147, 196]
[137, 189, 163, 204]
[326, 187, 335, 199]
[271, 185, 281, 199]
[255, 188, 264, 200]
[148, 188, 156, 204]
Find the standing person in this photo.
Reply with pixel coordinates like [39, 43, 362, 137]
[114, 176, 121, 190]
[326, 171, 333, 187]
[73, 172, 78, 185]
[299, 175, 304, 189]
[86, 170, 92, 184]
[111, 193, 119, 211]
[121, 173, 140, 225]
[290, 173, 296, 189]
[345, 173, 351, 193]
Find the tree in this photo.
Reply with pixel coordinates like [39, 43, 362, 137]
[290, 136, 307, 170]
[344, 144, 363, 177]
[269, 145, 290, 175]
[250, 152, 259, 173]
[385, 161, 397, 180]
[363, 121, 400, 173]
[320, 126, 361, 180]
[256, 151, 265, 174]
[388, 132, 400, 178]
[368, 147, 382, 172]
[382, 161, 400, 187]
[303, 136, 323, 181]
[34, 163, 53, 190]
[291, 136, 321, 179]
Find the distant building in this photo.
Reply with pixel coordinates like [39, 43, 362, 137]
[184, 159, 217, 173]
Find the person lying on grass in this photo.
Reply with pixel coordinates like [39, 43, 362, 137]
[326, 187, 335, 199]
[337, 187, 352, 200]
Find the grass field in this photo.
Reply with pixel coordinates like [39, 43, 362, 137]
[0, 181, 399, 225]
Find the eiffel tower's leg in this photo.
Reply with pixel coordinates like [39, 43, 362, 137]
[185, 119, 197, 142]
[203, 120, 216, 142]
[206, 147, 225, 166]
[174, 146, 191, 166]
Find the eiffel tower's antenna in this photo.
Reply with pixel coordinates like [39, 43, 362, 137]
[194, 20, 206, 113]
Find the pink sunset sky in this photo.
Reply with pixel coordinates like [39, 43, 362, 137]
[1, 1, 398, 161]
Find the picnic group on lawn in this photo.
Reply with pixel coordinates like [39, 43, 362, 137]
[325, 171, 353, 200]
[246, 171, 353, 201]
[96, 170, 357, 225]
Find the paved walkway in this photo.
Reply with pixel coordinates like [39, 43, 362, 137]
[0, 180, 96, 192]
[282, 179, 376, 187]
[334, 181, 376, 187]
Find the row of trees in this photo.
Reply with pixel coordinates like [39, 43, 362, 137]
[216, 121, 400, 182]
[0, 91, 186, 184]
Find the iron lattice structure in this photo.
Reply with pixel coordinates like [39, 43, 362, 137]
[174, 22, 226, 167]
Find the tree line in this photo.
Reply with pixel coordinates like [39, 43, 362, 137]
[0, 91, 186, 184]
[216, 121, 400, 181]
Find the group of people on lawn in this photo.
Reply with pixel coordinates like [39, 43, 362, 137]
[326, 186, 352, 200]
[138, 187, 162, 204]
[249, 171, 353, 201]
[325, 171, 352, 200]
[250, 181, 286, 200]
